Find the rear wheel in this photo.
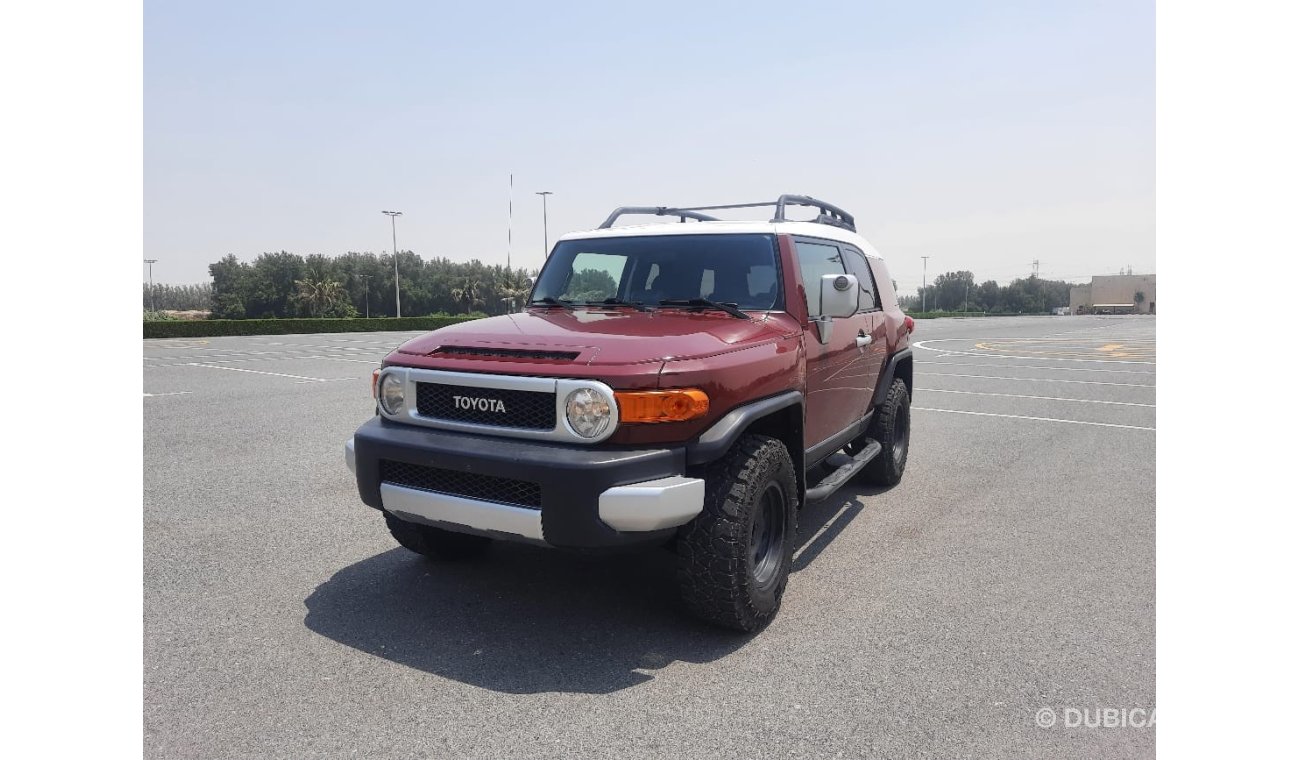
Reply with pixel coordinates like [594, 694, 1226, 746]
[676, 435, 798, 632]
[860, 378, 910, 486]
[384, 512, 492, 560]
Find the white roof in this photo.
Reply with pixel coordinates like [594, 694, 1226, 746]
[558, 220, 884, 259]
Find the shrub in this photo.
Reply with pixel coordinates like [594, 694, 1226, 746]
[143, 315, 481, 339]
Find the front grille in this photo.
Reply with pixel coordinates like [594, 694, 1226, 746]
[381, 460, 542, 509]
[432, 346, 580, 362]
[415, 382, 556, 430]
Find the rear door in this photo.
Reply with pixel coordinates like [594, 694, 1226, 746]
[841, 246, 888, 403]
[793, 239, 871, 450]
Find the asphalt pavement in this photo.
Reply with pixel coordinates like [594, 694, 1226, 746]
[144, 315, 1156, 759]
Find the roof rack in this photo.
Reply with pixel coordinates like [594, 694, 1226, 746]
[597, 194, 857, 232]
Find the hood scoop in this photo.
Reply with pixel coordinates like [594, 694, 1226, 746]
[430, 345, 581, 362]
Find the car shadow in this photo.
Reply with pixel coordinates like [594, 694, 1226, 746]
[303, 543, 748, 694]
[304, 473, 896, 695]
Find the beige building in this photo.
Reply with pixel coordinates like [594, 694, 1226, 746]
[1069, 274, 1156, 314]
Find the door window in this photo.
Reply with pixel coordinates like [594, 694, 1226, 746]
[842, 248, 880, 311]
[794, 241, 846, 317]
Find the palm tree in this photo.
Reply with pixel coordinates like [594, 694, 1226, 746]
[293, 278, 355, 317]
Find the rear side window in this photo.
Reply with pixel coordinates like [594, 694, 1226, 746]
[842, 248, 880, 310]
[794, 241, 846, 317]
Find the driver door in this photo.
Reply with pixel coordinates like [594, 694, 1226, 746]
[794, 240, 871, 451]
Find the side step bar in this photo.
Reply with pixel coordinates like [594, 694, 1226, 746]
[805, 440, 883, 503]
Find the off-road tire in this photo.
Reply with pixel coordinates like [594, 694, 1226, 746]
[861, 378, 910, 486]
[384, 512, 492, 560]
[676, 434, 798, 632]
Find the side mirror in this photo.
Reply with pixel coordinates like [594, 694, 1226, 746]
[820, 273, 859, 319]
[811, 274, 860, 344]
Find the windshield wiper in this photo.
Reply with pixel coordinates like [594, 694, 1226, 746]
[584, 297, 648, 312]
[657, 298, 751, 320]
[527, 296, 575, 309]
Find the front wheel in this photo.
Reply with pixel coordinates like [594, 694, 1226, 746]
[676, 434, 799, 632]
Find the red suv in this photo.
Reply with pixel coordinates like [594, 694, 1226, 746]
[346, 195, 914, 630]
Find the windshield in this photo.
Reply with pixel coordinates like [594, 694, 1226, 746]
[531, 233, 782, 310]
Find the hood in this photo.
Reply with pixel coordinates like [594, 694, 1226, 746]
[393, 308, 796, 366]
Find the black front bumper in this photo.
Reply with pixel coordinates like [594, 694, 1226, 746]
[351, 416, 687, 549]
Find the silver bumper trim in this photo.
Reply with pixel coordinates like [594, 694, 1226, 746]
[598, 476, 706, 532]
[345, 438, 356, 474]
[380, 483, 545, 542]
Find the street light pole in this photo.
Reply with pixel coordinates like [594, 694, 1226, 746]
[536, 191, 553, 258]
[382, 211, 403, 317]
[920, 256, 929, 313]
[359, 274, 371, 318]
[144, 258, 158, 312]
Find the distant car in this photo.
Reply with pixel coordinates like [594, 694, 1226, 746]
[345, 194, 915, 630]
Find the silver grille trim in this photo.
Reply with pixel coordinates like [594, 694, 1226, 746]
[376, 366, 620, 444]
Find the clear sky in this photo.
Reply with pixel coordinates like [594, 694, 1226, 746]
[145, 0, 1154, 295]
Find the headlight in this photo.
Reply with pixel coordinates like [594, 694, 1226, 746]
[565, 388, 612, 439]
[378, 373, 405, 415]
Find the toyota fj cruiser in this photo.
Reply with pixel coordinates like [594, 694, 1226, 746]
[345, 195, 914, 631]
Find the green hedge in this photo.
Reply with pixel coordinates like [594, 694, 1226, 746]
[906, 311, 1053, 319]
[144, 315, 481, 339]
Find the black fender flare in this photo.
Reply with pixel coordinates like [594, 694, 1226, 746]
[685, 390, 803, 466]
[871, 348, 913, 408]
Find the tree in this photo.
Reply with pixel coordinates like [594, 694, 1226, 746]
[209, 254, 249, 319]
[564, 269, 618, 302]
[292, 278, 358, 318]
[931, 271, 976, 312]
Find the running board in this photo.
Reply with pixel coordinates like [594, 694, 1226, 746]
[805, 440, 883, 503]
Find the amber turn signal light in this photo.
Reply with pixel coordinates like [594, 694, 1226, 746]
[371, 368, 381, 398]
[615, 389, 709, 424]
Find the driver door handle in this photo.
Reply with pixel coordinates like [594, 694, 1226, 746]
[856, 332, 872, 348]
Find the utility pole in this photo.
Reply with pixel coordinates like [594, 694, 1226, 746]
[358, 274, 371, 318]
[144, 259, 158, 312]
[1032, 259, 1040, 278]
[920, 256, 930, 313]
[382, 210, 403, 317]
[965, 283, 970, 312]
[536, 191, 553, 258]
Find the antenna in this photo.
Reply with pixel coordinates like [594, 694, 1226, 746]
[507, 173, 513, 270]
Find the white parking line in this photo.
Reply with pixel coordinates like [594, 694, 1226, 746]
[143, 391, 193, 397]
[914, 339, 1156, 365]
[916, 360, 1155, 375]
[914, 407, 1155, 431]
[915, 388, 1155, 407]
[186, 363, 330, 382]
[925, 372, 1154, 388]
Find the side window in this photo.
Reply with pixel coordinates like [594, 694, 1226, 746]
[843, 249, 880, 311]
[794, 241, 846, 317]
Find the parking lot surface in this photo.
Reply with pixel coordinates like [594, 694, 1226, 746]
[144, 315, 1156, 759]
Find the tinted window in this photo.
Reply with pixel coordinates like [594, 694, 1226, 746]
[535, 234, 782, 310]
[559, 252, 626, 302]
[794, 241, 846, 316]
[842, 248, 879, 310]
